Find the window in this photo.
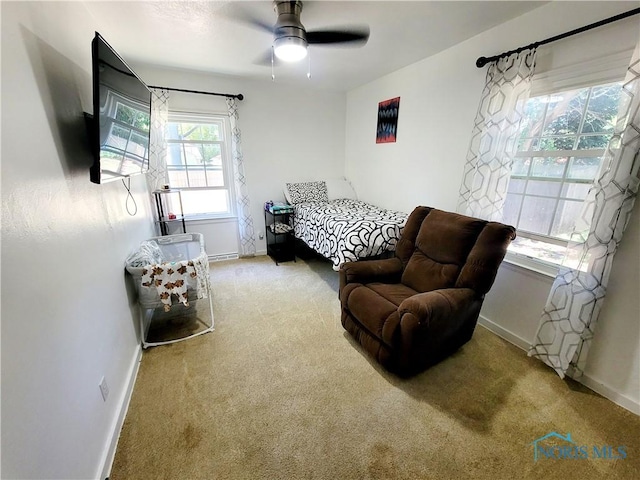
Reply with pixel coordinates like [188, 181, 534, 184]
[504, 81, 622, 265]
[165, 114, 233, 217]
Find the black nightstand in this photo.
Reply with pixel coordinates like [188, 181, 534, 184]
[264, 207, 296, 265]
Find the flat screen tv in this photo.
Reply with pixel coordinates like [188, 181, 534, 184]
[90, 32, 151, 184]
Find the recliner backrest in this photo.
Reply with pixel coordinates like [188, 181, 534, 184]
[394, 206, 432, 264]
[396, 207, 515, 295]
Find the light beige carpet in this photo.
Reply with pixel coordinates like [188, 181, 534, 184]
[110, 255, 639, 480]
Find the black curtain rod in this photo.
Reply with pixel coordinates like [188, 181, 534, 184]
[476, 7, 640, 68]
[148, 85, 244, 101]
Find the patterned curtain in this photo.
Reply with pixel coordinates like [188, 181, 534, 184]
[146, 88, 169, 192]
[529, 41, 640, 379]
[226, 97, 256, 257]
[457, 49, 537, 220]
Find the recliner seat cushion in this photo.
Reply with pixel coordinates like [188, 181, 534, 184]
[366, 282, 418, 306]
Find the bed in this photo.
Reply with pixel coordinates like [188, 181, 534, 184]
[285, 180, 408, 271]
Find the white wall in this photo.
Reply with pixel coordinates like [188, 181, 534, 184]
[2, 4, 637, 479]
[1, 2, 154, 479]
[345, 1, 640, 412]
[133, 65, 347, 255]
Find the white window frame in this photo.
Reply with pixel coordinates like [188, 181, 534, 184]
[165, 112, 235, 220]
[504, 77, 627, 275]
[509, 81, 616, 238]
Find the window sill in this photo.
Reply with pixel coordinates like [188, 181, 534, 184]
[501, 234, 569, 278]
[184, 214, 237, 223]
[503, 251, 559, 278]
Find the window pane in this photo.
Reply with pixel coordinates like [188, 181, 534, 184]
[577, 135, 611, 150]
[181, 189, 230, 215]
[582, 83, 621, 134]
[167, 168, 189, 188]
[205, 168, 225, 187]
[538, 136, 576, 150]
[202, 144, 222, 164]
[542, 88, 588, 136]
[511, 158, 531, 176]
[167, 143, 184, 166]
[531, 157, 568, 178]
[519, 196, 556, 235]
[519, 97, 546, 146]
[567, 157, 601, 180]
[166, 123, 181, 140]
[184, 144, 204, 166]
[186, 167, 208, 187]
[507, 178, 526, 194]
[503, 193, 523, 226]
[178, 123, 201, 140]
[526, 180, 561, 197]
[561, 182, 591, 200]
[550, 200, 583, 239]
[200, 124, 221, 141]
[518, 137, 539, 151]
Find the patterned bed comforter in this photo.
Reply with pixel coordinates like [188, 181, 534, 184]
[293, 199, 408, 271]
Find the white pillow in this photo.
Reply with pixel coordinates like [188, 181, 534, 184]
[325, 178, 357, 200]
[284, 185, 293, 204]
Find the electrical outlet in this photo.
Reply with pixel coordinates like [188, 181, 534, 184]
[99, 376, 109, 402]
[258, 232, 264, 240]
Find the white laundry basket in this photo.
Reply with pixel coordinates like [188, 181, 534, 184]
[125, 233, 214, 348]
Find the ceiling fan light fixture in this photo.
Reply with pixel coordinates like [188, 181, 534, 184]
[273, 36, 308, 62]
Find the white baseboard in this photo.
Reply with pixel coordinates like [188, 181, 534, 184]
[208, 253, 239, 262]
[579, 374, 640, 415]
[207, 252, 269, 261]
[477, 315, 640, 416]
[478, 314, 530, 351]
[98, 345, 142, 480]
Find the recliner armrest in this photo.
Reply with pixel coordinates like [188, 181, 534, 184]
[394, 288, 484, 374]
[339, 257, 404, 291]
[398, 288, 481, 330]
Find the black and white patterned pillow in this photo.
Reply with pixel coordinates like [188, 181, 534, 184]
[286, 181, 329, 204]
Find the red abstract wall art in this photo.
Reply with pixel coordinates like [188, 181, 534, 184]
[376, 97, 400, 143]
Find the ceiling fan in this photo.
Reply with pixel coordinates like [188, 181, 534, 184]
[245, 1, 370, 63]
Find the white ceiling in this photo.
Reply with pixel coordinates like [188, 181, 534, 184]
[84, 1, 548, 92]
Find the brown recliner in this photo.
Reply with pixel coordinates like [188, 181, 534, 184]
[339, 206, 516, 376]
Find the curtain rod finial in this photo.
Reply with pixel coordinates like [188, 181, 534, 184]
[476, 56, 489, 68]
[237, 94, 244, 101]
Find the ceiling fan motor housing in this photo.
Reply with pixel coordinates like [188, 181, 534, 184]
[273, 0, 308, 46]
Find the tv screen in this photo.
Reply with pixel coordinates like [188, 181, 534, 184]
[90, 32, 151, 184]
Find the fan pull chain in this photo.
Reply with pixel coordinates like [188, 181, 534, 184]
[271, 46, 275, 81]
[307, 48, 312, 79]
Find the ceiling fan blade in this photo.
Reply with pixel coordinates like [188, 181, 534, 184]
[253, 48, 282, 68]
[239, 16, 274, 34]
[223, 3, 274, 34]
[306, 27, 370, 46]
